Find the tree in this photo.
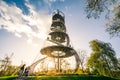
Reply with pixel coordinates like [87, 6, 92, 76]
[118, 58, 120, 69]
[0, 53, 19, 76]
[85, 0, 120, 37]
[106, 3, 120, 37]
[87, 39, 119, 77]
[85, 0, 117, 19]
[77, 50, 87, 73]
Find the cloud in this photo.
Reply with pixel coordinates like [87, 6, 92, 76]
[48, 0, 65, 2]
[0, 0, 51, 46]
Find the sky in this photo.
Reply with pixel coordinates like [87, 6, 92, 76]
[0, 0, 120, 66]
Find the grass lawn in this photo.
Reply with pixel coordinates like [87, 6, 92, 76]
[0, 75, 119, 80]
[0, 76, 17, 80]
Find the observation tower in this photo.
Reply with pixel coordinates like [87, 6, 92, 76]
[30, 10, 80, 73]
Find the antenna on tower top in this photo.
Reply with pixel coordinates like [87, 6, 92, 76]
[57, 9, 59, 14]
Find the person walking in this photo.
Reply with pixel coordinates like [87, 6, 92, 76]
[24, 66, 30, 77]
[18, 64, 26, 78]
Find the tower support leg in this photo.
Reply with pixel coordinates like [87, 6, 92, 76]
[57, 53, 60, 73]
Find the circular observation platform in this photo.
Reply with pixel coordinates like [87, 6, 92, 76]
[49, 31, 68, 43]
[40, 46, 75, 58]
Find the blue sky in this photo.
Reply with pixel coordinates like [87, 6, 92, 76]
[0, 0, 120, 66]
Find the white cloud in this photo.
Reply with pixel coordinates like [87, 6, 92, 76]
[15, 33, 22, 38]
[48, 0, 65, 2]
[0, 0, 51, 45]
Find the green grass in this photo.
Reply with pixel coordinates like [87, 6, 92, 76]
[0, 76, 17, 80]
[25, 75, 119, 80]
[0, 75, 119, 80]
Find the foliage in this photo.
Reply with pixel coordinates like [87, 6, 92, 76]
[0, 65, 19, 76]
[76, 68, 85, 74]
[85, 0, 120, 37]
[85, 0, 117, 19]
[118, 58, 120, 68]
[111, 70, 120, 78]
[0, 53, 19, 76]
[87, 40, 119, 77]
[106, 3, 120, 37]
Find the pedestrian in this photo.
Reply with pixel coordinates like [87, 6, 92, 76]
[24, 66, 30, 77]
[18, 64, 26, 78]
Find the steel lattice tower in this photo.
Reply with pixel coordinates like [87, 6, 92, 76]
[30, 10, 80, 73]
[40, 10, 80, 72]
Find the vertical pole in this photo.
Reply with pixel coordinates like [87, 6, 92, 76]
[60, 58, 61, 72]
[57, 52, 60, 72]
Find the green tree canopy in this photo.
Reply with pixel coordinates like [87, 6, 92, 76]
[85, 0, 120, 37]
[87, 39, 119, 77]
